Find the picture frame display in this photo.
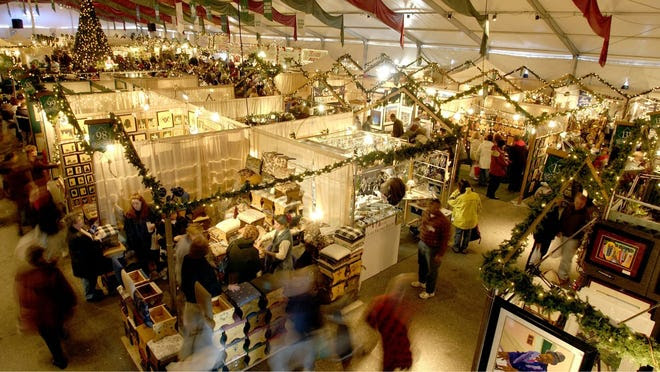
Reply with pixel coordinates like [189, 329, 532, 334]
[477, 297, 597, 372]
[119, 114, 137, 133]
[157, 111, 174, 129]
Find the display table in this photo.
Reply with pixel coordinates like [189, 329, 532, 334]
[360, 215, 401, 283]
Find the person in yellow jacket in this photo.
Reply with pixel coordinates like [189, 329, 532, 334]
[447, 179, 482, 254]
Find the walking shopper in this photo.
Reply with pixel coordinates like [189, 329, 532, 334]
[448, 179, 482, 254]
[486, 138, 510, 199]
[411, 199, 451, 299]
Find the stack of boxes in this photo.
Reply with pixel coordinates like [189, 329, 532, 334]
[317, 226, 364, 303]
[119, 269, 180, 370]
[208, 279, 288, 371]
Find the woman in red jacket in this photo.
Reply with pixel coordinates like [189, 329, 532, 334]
[487, 138, 510, 199]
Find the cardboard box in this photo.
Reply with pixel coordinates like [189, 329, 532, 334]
[211, 294, 236, 331]
[149, 305, 177, 341]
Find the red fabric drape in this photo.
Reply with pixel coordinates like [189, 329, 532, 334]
[233, 0, 297, 40]
[345, 0, 404, 47]
[572, 0, 612, 66]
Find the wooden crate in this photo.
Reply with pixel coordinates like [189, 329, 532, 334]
[147, 333, 183, 371]
[245, 310, 268, 332]
[135, 282, 163, 307]
[246, 326, 268, 347]
[149, 305, 177, 341]
[136, 324, 156, 368]
[223, 338, 247, 363]
[221, 316, 247, 345]
[247, 342, 268, 365]
[212, 294, 236, 331]
[225, 282, 261, 319]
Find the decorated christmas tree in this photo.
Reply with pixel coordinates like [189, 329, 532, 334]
[72, 0, 111, 71]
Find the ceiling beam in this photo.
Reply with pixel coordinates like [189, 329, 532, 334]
[526, 0, 580, 56]
[417, 0, 482, 46]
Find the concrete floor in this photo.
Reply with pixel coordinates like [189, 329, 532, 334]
[0, 175, 578, 371]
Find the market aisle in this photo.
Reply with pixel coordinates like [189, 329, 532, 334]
[0, 193, 529, 371]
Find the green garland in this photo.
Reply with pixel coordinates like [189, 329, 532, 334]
[480, 118, 660, 367]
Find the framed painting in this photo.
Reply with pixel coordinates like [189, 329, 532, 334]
[63, 154, 79, 166]
[61, 142, 76, 154]
[384, 104, 399, 125]
[118, 114, 137, 133]
[157, 111, 174, 129]
[476, 297, 597, 372]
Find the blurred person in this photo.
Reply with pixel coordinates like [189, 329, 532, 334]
[225, 224, 260, 284]
[557, 193, 590, 287]
[66, 213, 105, 302]
[497, 350, 565, 371]
[411, 199, 451, 299]
[448, 179, 482, 254]
[469, 132, 482, 180]
[367, 273, 418, 371]
[390, 113, 404, 138]
[507, 136, 528, 192]
[124, 193, 157, 274]
[15, 244, 76, 369]
[486, 138, 510, 200]
[179, 236, 222, 360]
[262, 214, 294, 273]
[476, 134, 494, 186]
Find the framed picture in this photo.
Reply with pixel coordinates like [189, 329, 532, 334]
[384, 104, 399, 124]
[61, 143, 76, 154]
[77, 176, 85, 185]
[147, 118, 157, 130]
[68, 178, 77, 187]
[399, 106, 413, 126]
[82, 164, 92, 174]
[476, 297, 597, 372]
[157, 111, 174, 129]
[85, 174, 94, 183]
[119, 114, 137, 133]
[88, 185, 96, 194]
[370, 109, 382, 127]
[79, 186, 87, 196]
[132, 133, 147, 142]
[583, 222, 658, 298]
[65, 167, 74, 177]
[63, 154, 79, 166]
[78, 153, 92, 163]
[188, 111, 198, 129]
[70, 188, 79, 198]
[74, 166, 83, 175]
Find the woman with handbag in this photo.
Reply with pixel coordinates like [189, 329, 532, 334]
[447, 179, 482, 254]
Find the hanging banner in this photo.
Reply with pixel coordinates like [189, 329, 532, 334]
[36, 91, 59, 120]
[296, 12, 304, 36]
[175, 1, 184, 34]
[263, 0, 272, 21]
[86, 119, 115, 152]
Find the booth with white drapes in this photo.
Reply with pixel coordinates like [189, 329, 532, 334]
[250, 129, 353, 227]
[94, 128, 251, 225]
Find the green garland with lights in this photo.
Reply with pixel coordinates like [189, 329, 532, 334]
[480, 117, 660, 367]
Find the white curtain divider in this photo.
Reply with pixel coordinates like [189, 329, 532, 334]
[250, 128, 352, 227]
[257, 112, 354, 139]
[197, 95, 284, 119]
[94, 128, 251, 224]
